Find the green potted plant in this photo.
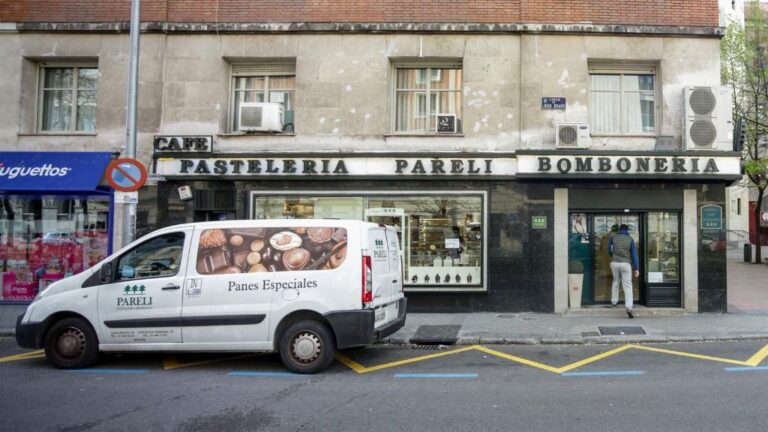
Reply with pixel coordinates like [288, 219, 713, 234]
[568, 260, 584, 308]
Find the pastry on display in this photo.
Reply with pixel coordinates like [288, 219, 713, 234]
[196, 226, 348, 274]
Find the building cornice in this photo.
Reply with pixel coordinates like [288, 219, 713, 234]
[10, 22, 725, 37]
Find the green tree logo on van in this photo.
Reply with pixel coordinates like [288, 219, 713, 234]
[375, 239, 384, 248]
[123, 285, 146, 295]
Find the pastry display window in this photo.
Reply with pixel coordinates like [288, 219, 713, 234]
[646, 212, 680, 283]
[251, 191, 487, 291]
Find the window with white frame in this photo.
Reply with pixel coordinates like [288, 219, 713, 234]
[38, 65, 98, 132]
[394, 65, 462, 133]
[589, 64, 657, 135]
[230, 62, 295, 132]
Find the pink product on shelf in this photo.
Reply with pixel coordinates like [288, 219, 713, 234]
[9, 282, 36, 301]
[1, 273, 13, 299]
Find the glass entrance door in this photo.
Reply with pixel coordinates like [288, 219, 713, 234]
[591, 214, 641, 304]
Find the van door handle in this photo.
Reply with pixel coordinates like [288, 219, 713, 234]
[392, 279, 398, 283]
[162, 284, 180, 290]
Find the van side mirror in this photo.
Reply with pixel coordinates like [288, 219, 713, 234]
[99, 262, 113, 283]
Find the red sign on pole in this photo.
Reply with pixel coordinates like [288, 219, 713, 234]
[106, 158, 148, 192]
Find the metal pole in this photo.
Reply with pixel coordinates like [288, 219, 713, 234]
[121, 0, 141, 248]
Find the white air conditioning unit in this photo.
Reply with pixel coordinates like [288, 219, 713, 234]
[683, 86, 733, 151]
[555, 122, 591, 149]
[238, 102, 283, 132]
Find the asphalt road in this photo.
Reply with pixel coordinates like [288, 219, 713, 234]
[1, 337, 767, 432]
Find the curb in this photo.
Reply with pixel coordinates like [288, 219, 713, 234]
[380, 334, 768, 346]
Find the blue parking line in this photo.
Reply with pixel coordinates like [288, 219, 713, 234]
[66, 368, 149, 375]
[724, 366, 768, 372]
[228, 371, 301, 377]
[561, 371, 645, 377]
[394, 373, 478, 379]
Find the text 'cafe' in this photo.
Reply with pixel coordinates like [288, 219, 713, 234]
[146, 148, 741, 314]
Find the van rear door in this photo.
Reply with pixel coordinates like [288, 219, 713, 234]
[384, 225, 403, 297]
[367, 227, 392, 308]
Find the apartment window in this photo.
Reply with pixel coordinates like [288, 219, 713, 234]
[38, 65, 98, 132]
[589, 64, 657, 135]
[394, 65, 462, 133]
[230, 62, 295, 132]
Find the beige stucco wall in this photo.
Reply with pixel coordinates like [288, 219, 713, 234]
[0, 32, 722, 168]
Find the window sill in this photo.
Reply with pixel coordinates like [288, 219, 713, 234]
[590, 134, 657, 138]
[217, 132, 296, 137]
[384, 133, 465, 138]
[18, 132, 98, 137]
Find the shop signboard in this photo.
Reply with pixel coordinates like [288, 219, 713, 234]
[517, 153, 742, 179]
[155, 153, 742, 180]
[700, 205, 723, 230]
[0, 152, 113, 192]
[154, 156, 518, 178]
[153, 135, 213, 153]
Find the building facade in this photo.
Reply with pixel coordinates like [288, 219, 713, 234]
[0, 1, 739, 317]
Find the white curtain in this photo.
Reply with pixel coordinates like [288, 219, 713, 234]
[589, 75, 620, 134]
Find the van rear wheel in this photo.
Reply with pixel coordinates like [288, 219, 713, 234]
[44, 318, 99, 369]
[279, 320, 335, 374]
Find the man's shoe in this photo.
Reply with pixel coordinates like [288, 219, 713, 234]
[626, 309, 634, 319]
[611, 303, 618, 308]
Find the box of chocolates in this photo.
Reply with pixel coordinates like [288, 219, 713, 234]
[196, 226, 348, 275]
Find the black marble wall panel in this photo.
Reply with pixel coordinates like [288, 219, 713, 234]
[696, 184, 728, 313]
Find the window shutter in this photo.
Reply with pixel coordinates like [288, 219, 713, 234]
[231, 62, 296, 76]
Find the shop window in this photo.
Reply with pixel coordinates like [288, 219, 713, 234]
[116, 232, 185, 281]
[588, 63, 657, 135]
[251, 192, 486, 291]
[393, 64, 463, 134]
[229, 61, 295, 133]
[0, 196, 110, 303]
[38, 64, 98, 132]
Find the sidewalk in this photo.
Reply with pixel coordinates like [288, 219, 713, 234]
[385, 259, 768, 345]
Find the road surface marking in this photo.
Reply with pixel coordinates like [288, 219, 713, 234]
[228, 371, 300, 377]
[337, 343, 768, 375]
[561, 371, 645, 377]
[629, 344, 752, 366]
[724, 366, 768, 372]
[163, 354, 256, 370]
[335, 345, 476, 374]
[66, 368, 148, 375]
[0, 350, 45, 363]
[394, 373, 478, 378]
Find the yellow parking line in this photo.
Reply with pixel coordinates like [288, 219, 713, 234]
[629, 344, 751, 366]
[163, 354, 256, 370]
[336, 346, 477, 374]
[745, 343, 768, 367]
[554, 344, 635, 374]
[0, 350, 45, 363]
[473, 345, 562, 373]
[335, 343, 768, 374]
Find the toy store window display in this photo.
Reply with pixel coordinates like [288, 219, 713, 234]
[0, 198, 109, 303]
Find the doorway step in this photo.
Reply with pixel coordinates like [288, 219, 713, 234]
[565, 306, 687, 318]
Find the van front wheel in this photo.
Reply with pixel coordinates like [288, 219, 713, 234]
[279, 321, 335, 374]
[44, 318, 99, 369]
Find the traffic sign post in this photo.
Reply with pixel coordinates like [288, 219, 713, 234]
[106, 158, 148, 192]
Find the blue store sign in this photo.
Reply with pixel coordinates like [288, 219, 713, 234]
[0, 152, 114, 193]
[700, 205, 723, 230]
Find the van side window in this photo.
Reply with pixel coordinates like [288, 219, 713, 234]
[116, 232, 185, 281]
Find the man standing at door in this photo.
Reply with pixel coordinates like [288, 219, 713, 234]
[609, 224, 639, 318]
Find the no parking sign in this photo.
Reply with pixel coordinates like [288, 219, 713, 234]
[106, 158, 148, 192]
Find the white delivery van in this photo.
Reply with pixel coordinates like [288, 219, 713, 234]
[16, 220, 406, 374]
